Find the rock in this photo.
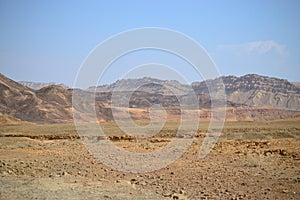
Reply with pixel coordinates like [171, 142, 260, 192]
[282, 189, 289, 193]
[130, 178, 137, 183]
[279, 149, 287, 156]
[103, 194, 112, 199]
[162, 191, 172, 197]
[172, 193, 188, 200]
[62, 171, 69, 176]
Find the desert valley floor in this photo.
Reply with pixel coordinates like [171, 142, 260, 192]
[0, 118, 300, 199]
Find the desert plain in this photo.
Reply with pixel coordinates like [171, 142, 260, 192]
[0, 117, 299, 200]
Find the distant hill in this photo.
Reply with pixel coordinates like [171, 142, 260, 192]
[93, 74, 300, 110]
[192, 74, 300, 110]
[19, 81, 69, 90]
[90, 77, 192, 95]
[1, 73, 300, 123]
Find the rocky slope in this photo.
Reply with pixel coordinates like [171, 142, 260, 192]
[91, 77, 192, 95]
[193, 74, 300, 110]
[0, 74, 73, 123]
[94, 74, 300, 110]
[1, 73, 300, 123]
[292, 82, 300, 89]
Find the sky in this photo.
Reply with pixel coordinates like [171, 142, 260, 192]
[0, 0, 300, 87]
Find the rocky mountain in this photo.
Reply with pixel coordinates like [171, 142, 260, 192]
[91, 77, 192, 95]
[94, 74, 300, 111]
[192, 74, 300, 110]
[292, 82, 300, 89]
[0, 74, 73, 123]
[0, 73, 300, 123]
[19, 81, 69, 90]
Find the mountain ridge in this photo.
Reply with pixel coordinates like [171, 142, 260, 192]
[0, 73, 73, 123]
[19, 81, 69, 90]
[192, 74, 300, 110]
[1, 73, 300, 123]
[92, 74, 300, 110]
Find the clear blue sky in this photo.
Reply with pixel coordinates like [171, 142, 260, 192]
[0, 0, 300, 86]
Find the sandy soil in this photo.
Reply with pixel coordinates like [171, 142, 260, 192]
[0, 121, 300, 199]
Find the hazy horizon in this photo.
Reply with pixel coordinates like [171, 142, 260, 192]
[4, 72, 299, 89]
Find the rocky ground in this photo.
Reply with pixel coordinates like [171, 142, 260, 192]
[0, 120, 300, 199]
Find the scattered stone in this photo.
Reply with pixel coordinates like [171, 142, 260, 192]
[162, 191, 172, 197]
[1, 120, 300, 199]
[139, 180, 147, 186]
[103, 194, 111, 199]
[172, 193, 187, 200]
[279, 149, 287, 156]
[282, 189, 289, 193]
[130, 178, 137, 183]
[62, 171, 69, 176]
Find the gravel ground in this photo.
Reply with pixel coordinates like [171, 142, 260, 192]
[0, 128, 300, 199]
[0, 176, 167, 200]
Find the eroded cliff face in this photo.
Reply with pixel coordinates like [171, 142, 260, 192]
[192, 74, 300, 110]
